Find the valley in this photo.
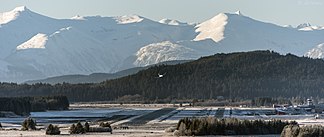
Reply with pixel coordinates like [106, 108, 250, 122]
[1, 2, 324, 136]
[1, 103, 324, 136]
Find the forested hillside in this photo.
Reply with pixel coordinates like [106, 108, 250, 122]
[1, 51, 324, 102]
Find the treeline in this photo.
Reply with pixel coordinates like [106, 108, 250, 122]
[175, 117, 295, 136]
[0, 96, 69, 116]
[281, 124, 324, 137]
[0, 97, 30, 116]
[252, 97, 292, 106]
[2, 51, 324, 102]
[28, 96, 69, 111]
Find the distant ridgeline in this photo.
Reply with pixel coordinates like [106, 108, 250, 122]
[1, 50, 324, 102]
[0, 96, 69, 116]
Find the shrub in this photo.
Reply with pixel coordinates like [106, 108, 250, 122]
[88, 127, 112, 133]
[176, 117, 294, 136]
[99, 122, 111, 128]
[76, 122, 85, 134]
[21, 117, 36, 131]
[69, 122, 85, 134]
[84, 122, 90, 132]
[165, 127, 176, 133]
[69, 124, 76, 134]
[173, 130, 180, 136]
[45, 124, 60, 135]
[281, 125, 324, 137]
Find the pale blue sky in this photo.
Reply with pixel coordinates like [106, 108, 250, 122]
[1, 0, 324, 26]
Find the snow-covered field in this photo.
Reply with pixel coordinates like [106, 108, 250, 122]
[1, 105, 324, 136]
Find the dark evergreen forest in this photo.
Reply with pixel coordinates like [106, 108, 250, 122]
[1, 50, 324, 102]
[0, 96, 69, 116]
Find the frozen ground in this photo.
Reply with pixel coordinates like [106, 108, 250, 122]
[0, 128, 171, 137]
[1, 104, 323, 136]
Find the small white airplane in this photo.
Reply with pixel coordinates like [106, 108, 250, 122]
[157, 72, 166, 78]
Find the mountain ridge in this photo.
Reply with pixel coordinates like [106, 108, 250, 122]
[1, 6, 324, 82]
[25, 60, 191, 84]
[3, 51, 324, 102]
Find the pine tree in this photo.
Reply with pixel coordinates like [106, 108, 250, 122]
[76, 122, 85, 134]
[84, 122, 90, 132]
[99, 122, 111, 128]
[69, 124, 76, 134]
[46, 124, 60, 135]
[21, 117, 36, 130]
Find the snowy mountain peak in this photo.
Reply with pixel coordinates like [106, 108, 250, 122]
[159, 18, 187, 26]
[298, 25, 324, 31]
[194, 13, 228, 42]
[296, 23, 324, 31]
[114, 15, 144, 24]
[296, 23, 311, 29]
[235, 10, 243, 15]
[71, 15, 86, 20]
[0, 6, 34, 24]
[13, 6, 29, 12]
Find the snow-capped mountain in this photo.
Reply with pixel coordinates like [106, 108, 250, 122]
[194, 13, 228, 42]
[159, 18, 188, 26]
[0, 6, 65, 58]
[296, 23, 312, 29]
[0, 6, 324, 82]
[200, 13, 324, 55]
[296, 23, 324, 31]
[305, 43, 324, 59]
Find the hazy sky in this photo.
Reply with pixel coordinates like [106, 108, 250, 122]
[1, 0, 324, 26]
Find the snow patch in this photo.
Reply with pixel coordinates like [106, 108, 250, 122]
[194, 13, 228, 42]
[134, 41, 197, 66]
[13, 6, 28, 12]
[71, 15, 86, 20]
[235, 10, 242, 15]
[299, 26, 324, 31]
[296, 23, 312, 29]
[114, 15, 143, 24]
[305, 43, 324, 59]
[283, 25, 294, 28]
[16, 33, 48, 50]
[296, 23, 324, 31]
[0, 6, 30, 24]
[159, 18, 187, 26]
[51, 27, 73, 36]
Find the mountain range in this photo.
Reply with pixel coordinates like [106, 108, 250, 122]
[1, 6, 324, 82]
